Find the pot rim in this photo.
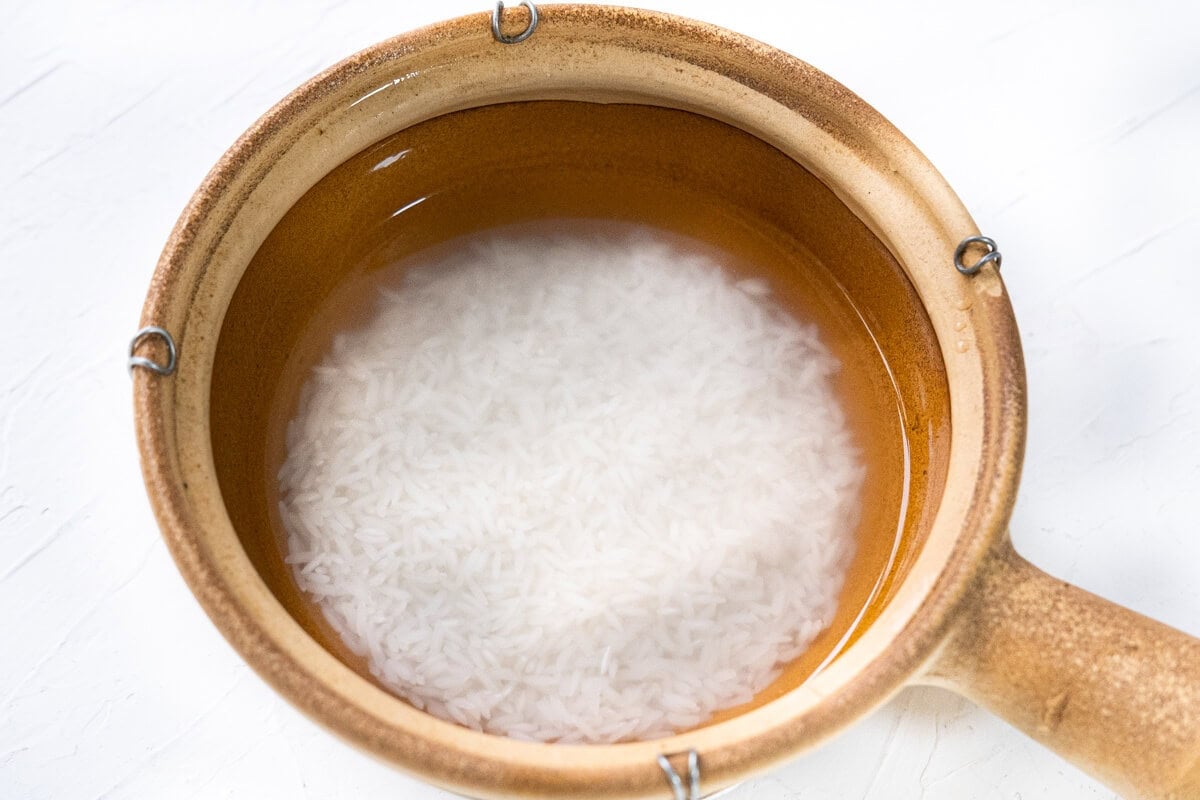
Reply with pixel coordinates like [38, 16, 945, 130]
[133, 5, 1026, 798]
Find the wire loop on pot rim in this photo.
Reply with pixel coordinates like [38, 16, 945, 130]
[128, 326, 177, 377]
[954, 235, 1002, 275]
[657, 749, 701, 800]
[491, 1, 538, 44]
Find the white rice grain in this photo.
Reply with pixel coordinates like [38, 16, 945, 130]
[280, 225, 863, 743]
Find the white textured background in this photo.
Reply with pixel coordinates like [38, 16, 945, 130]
[2, 1, 1198, 798]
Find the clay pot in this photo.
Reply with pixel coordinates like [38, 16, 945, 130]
[131, 7, 1200, 799]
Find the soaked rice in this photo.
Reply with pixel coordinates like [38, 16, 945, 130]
[279, 226, 864, 743]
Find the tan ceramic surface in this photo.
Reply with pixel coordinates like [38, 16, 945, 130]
[926, 538, 1200, 800]
[131, 5, 1200, 799]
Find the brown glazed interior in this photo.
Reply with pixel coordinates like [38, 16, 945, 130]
[134, 7, 1029, 799]
[210, 101, 951, 725]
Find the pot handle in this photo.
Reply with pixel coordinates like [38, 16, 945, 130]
[924, 537, 1200, 800]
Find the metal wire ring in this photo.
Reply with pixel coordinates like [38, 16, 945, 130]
[128, 326, 177, 377]
[491, 1, 538, 44]
[954, 235, 1002, 275]
[657, 749, 701, 800]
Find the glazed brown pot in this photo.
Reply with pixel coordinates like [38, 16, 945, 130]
[131, 6, 1200, 799]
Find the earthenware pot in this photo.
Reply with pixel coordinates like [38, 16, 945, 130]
[131, 5, 1200, 798]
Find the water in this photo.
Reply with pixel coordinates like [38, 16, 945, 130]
[210, 100, 950, 733]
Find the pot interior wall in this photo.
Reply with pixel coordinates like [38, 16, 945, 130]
[209, 100, 950, 733]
